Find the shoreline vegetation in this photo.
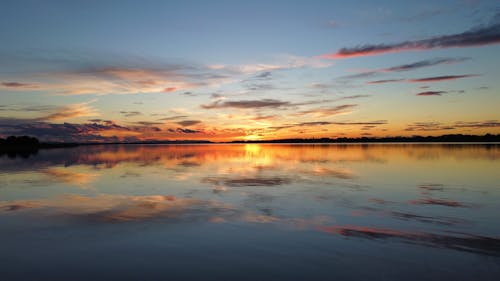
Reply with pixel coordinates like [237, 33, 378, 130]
[0, 134, 499, 149]
[1, 134, 499, 158]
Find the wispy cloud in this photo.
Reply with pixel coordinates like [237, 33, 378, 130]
[201, 99, 291, 109]
[319, 225, 500, 256]
[321, 13, 500, 58]
[173, 128, 202, 134]
[158, 115, 189, 121]
[268, 120, 388, 131]
[296, 104, 357, 117]
[342, 57, 470, 79]
[1, 81, 38, 89]
[405, 122, 455, 131]
[38, 100, 99, 121]
[176, 120, 202, 127]
[408, 74, 478, 82]
[367, 79, 405, 84]
[454, 120, 500, 128]
[416, 91, 447, 96]
[405, 120, 500, 131]
[367, 74, 477, 84]
[120, 111, 142, 117]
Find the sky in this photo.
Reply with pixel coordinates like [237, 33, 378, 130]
[0, 0, 499, 142]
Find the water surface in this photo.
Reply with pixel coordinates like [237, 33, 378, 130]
[1, 144, 499, 280]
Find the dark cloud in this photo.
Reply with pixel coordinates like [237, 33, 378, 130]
[454, 120, 500, 128]
[0, 118, 166, 142]
[323, 13, 500, 58]
[405, 120, 500, 131]
[176, 120, 202, 127]
[297, 121, 332, 126]
[0, 119, 128, 142]
[250, 115, 276, 121]
[202, 176, 292, 187]
[408, 198, 470, 208]
[418, 184, 445, 191]
[176, 128, 201, 134]
[120, 111, 142, 117]
[343, 58, 470, 79]
[405, 122, 455, 131]
[158, 115, 189, 121]
[133, 121, 163, 126]
[409, 74, 478, 83]
[296, 104, 357, 117]
[319, 225, 500, 256]
[333, 95, 371, 101]
[245, 83, 275, 91]
[201, 99, 290, 109]
[269, 120, 388, 131]
[387, 57, 470, 72]
[416, 91, 447, 96]
[1, 82, 38, 88]
[255, 71, 272, 79]
[88, 119, 114, 125]
[367, 79, 405, 84]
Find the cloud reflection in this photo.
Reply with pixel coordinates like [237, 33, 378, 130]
[0, 194, 233, 223]
[319, 225, 500, 256]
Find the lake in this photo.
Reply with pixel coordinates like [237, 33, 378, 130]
[1, 144, 499, 280]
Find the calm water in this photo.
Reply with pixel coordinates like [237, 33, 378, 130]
[1, 144, 499, 280]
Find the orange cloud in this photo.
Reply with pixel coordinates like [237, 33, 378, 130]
[38, 100, 99, 121]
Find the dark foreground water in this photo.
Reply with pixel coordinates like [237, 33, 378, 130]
[0, 144, 499, 280]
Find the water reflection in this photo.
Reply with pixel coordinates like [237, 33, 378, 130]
[1, 144, 499, 280]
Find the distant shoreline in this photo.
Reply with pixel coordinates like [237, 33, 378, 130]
[1, 134, 499, 152]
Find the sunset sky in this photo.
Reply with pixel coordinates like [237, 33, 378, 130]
[1, 0, 499, 142]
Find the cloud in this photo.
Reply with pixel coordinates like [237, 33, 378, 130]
[1, 82, 38, 88]
[404, 120, 500, 131]
[389, 211, 464, 226]
[319, 225, 500, 256]
[416, 91, 447, 96]
[343, 57, 470, 79]
[409, 74, 478, 82]
[120, 111, 142, 117]
[254, 71, 272, 80]
[405, 122, 455, 131]
[201, 99, 291, 109]
[38, 100, 99, 121]
[269, 120, 388, 131]
[387, 57, 470, 71]
[44, 167, 99, 187]
[303, 167, 355, 179]
[0, 118, 167, 142]
[408, 198, 469, 208]
[176, 120, 202, 127]
[202, 176, 292, 187]
[367, 79, 405, 84]
[454, 120, 500, 128]
[296, 104, 357, 117]
[367, 74, 477, 84]
[0, 194, 229, 223]
[133, 121, 163, 126]
[322, 13, 500, 58]
[175, 128, 201, 134]
[158, 115, 189, 121]
[163, 87, 177, 92]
